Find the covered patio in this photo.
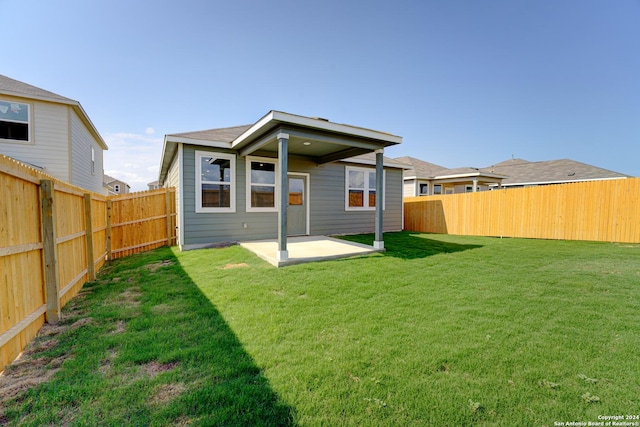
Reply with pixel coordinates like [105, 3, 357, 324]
[240, 235, 382, 267]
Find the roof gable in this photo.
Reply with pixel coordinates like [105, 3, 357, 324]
[0, 74, 76, 104]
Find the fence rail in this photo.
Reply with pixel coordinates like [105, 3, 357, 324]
[404, 177, 640, 243]
[1, 155, 176, 372]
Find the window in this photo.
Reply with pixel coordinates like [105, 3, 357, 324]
[345, 166, 384, 211]
[0, 100, 30, 142]
[419, 183, 429, 195]
[433, 184, 442, 195]
[246, 156, 277, 211]
[466, 185, 474, 193]
[114, 184, 120, 193]
[196, 151, 235, 212]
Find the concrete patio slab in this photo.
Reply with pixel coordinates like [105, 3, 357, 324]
[240, 235, 383, 267]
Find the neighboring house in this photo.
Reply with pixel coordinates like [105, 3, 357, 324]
[398, 156, 631, 197]
[158, 110, 404, 259]
[147, 180, 161, 190]
[396, 156, 506, 197]
[486, 158, 630, 188]
[103, 174, 130, 195]
[0, 74, 108, 193]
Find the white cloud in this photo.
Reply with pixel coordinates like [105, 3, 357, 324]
[103, 131, 164, 192]
[145, 127, 155, 135]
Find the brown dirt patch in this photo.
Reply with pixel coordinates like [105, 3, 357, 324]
[116, 288, 142, 308]
[0, 353, 63, 404]
[221, 263, 249, 269]
[149, 382, 186, 405]
[111, 320, 126, 334]
[145, 260, 174, 272]
[142, 361, 180, 379]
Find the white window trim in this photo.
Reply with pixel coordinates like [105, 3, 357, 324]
[195, 150, 236, 213]
[345, 166, 385, 211]
[0, 99, 31, 144]
[246, 156, 279, 212]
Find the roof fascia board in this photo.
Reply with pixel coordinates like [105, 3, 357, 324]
[272, 111, 402, 144]
[165, 136, 233, 148]
[435, 172, 508, 179]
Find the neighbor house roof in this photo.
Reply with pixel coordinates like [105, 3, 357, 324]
[0, 74, 108, 150]
[103, 174, 130, 187]
[488, 158, 630, 186]
[394, 156, 449, 178]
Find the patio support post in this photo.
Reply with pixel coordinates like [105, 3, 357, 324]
[374, 148, 384, 250]
[277, 133, 289, 261]
[473, 178, 478, 192]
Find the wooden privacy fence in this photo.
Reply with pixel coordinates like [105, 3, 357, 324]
[404, 178, 640, 243]
[0, 155, 176, 372]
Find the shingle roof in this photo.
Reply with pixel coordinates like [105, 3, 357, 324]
[168, 125, 252, 143]
[0, 74, 76, 104]
[394, 156, 449, 178]
[488, 158, 629, 185]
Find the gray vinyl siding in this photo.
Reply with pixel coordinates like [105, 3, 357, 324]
[70, 110, 104, 193]
[0, 98, 70, 181]
[180, 145, 403, 247]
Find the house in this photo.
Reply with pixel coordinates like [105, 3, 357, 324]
[147, 180, 161, 190]
[396, 156, 507, 197]
[103, 174, 130, 195]
[158, 110, 404, 259]
[486, 158, 630, 188]
[0, 74, 108, 193]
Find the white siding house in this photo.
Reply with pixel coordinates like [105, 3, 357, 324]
[0, 74, 108, 193]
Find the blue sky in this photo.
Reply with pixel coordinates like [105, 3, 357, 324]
[3, 0, 639, 191]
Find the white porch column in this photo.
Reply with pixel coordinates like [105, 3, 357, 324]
[374, 148, 384, 250]
[472, 178, 478, 192]
[277, 133, 289, 261]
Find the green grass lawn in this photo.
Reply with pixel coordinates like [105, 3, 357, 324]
[1, 232, 639, 426]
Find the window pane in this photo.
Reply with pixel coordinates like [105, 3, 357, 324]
[289, 178, 304, 206]
[202, 184, 230, 207]
[201, 157, 231, 182]
[369, 190, 376, 207]
[368, 171, 377, 189]
[251, 162, 275, 184]
[0, 101, 28, 122]
[0, 121, 28, 141]
[349, 189, 364, 207]
[251, 185, 275, 208]
[434, 185, 442, 195]
[348, 170, 364, 188]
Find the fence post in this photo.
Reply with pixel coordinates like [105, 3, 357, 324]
[84, 194, 95, 281]
[165, 188, 172, 246]
[106, 199, 112, 260]
[40, 180, 60, 324]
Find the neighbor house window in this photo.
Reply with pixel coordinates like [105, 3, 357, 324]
[195, 151, 235, 212]
[433, 184, 442, 195]
[114, 184, 120, 193]
[419, 183, 429, 195]
[345, 166, 385, 211]
[246, 156, 277, 212]
[0, 100, 30, 142]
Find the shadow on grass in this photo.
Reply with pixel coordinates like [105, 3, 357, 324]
[0, 247, 296, 426]
[339, 231, 483, 260]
